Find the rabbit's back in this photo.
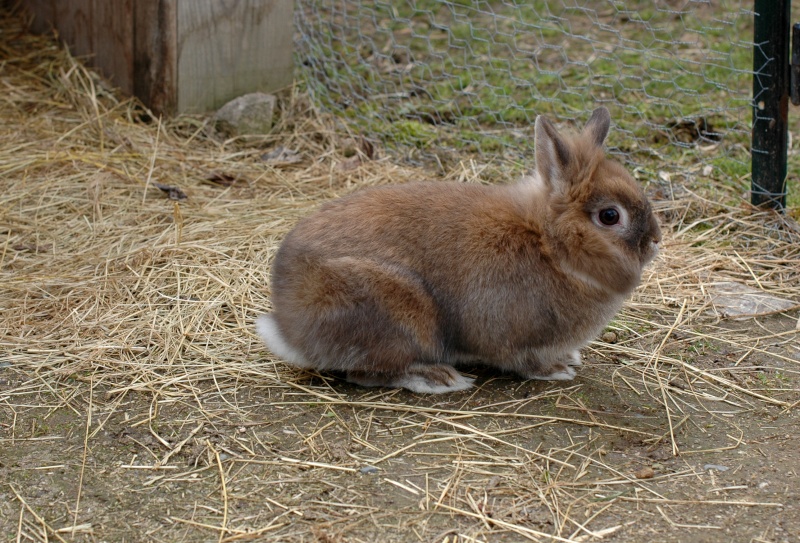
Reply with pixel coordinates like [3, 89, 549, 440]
[277, 182, 527, 266]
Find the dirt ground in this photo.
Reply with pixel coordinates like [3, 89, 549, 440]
[2, 6, 800, 543]
[2, 318, 799, 543]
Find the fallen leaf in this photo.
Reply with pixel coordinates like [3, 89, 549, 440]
[708, 281, 799, 318]
[341, 136, 376, 159]
[357, 136, 375, 159]
[203, 172, 241, 187]
[12, 242, 53, 253]
[336, 155, 362, 171]
[667, 118, 721, 143]
[152, 182, 188, 201]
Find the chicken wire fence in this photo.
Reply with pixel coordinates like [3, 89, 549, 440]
[294, 0, 758, 181]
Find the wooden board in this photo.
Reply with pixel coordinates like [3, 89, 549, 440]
[9, 0, 294, 114]
[176, 0, 294, 112]
[54, 0, 91, 68]
[18, 0, 53, 34]
[92, 0, 134, 94]
[133, 0, 177, 115]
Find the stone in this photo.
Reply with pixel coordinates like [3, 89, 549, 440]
[214, 92, 276, 136]
[601, 331, 618, 343]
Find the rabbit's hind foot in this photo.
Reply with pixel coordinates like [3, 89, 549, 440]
[347, 363, 474, 394]
[520, 351, 582, 381]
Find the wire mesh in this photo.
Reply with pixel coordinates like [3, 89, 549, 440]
[294, 0, 757, 180]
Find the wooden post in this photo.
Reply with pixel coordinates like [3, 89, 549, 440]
[21, 0, 54, 34]
[93, 0, 135, 96]
[133, 0, 178, 114]
[54, 1, 92, 60]
[10, 0, 295, 115]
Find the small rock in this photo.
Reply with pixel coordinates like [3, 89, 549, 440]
[215, 93, 276, 136]
[360, 465, 379, 475]
[601, 331, 618, 343]
[703, 464, 729, 472]
[634, 466, 655, 479]
[708, 281, 796, 318]
[261, 146, 302, 166]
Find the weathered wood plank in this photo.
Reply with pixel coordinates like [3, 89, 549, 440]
[133, 0, 178, 115]
[12, 0, 295, 114]
[92, 0, 134, 94]
[54, 0, 91, 60]
[176, 0, 294, 112]
[17, 0, 54, 34]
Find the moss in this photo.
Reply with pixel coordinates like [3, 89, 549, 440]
[387, 119, 439, 147]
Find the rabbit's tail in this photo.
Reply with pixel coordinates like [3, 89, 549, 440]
[256, 314, 312, 368]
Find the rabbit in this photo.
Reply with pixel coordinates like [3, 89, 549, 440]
[256, 107, 661, 393]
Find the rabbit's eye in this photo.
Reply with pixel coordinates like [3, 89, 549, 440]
[598, 208, 620, 225]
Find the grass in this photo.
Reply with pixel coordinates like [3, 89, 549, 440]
[297, 0, 759, 192]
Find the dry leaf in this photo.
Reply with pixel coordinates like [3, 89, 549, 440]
[336, 155, 362, 171]
[203, 172, 241, 187]
[152, 181, 187, 201]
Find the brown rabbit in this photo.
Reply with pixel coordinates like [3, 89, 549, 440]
[257, 108, 661, 393]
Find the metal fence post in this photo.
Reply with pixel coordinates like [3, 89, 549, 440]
[751, 0, 790, 210]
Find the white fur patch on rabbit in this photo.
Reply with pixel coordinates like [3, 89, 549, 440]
[257, 107, 661, 394]
[255, 314, 312, 369]
[348, 364, 475, 394]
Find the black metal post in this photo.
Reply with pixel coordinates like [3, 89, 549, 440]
[791, 23, 800, 106]
[751, 0, 790, 210]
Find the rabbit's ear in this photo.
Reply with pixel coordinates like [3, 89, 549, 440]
[583, 107, 611, 148]
[534, 115, 572, 191]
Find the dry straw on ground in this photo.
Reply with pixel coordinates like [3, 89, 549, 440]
[1, 9, 799, 543]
